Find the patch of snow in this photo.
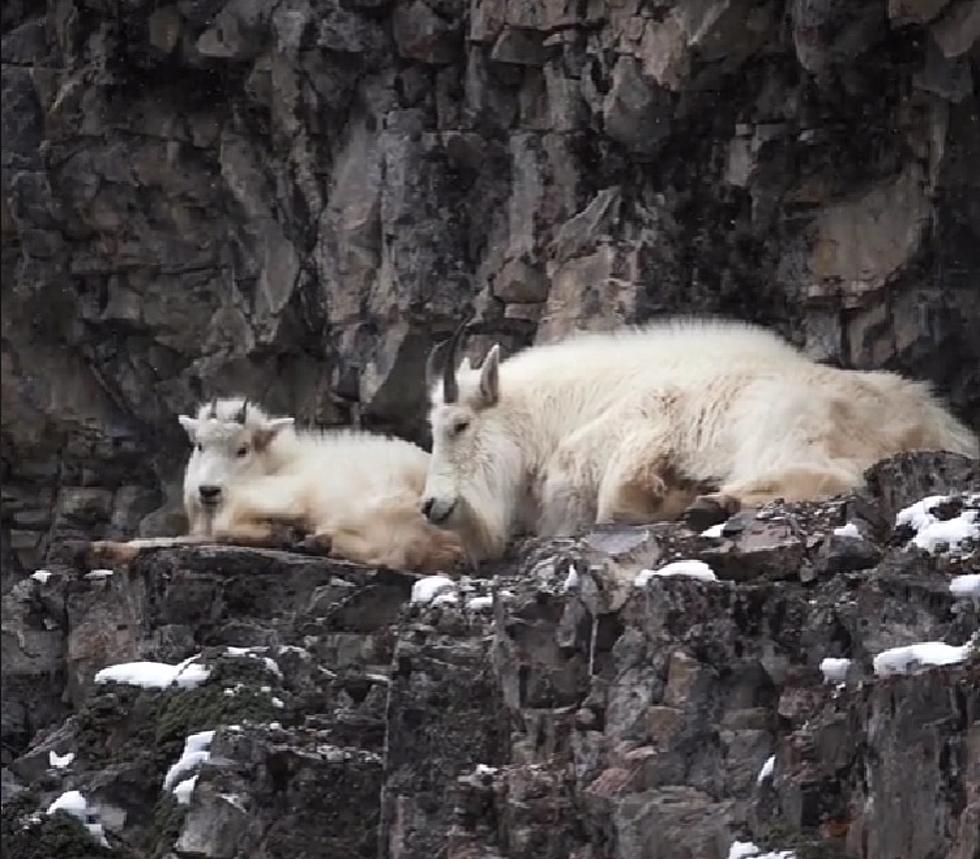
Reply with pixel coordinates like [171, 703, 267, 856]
[727, 844, 795, 859]
[163, 730, 215, 791]
[701, 523, 726, 538]
[259, 685, 271, 693]
[48, 750, 75, 769]
[833, 522, 861, 539]
[261, 657, 282, 677]
[31, 570, 52, 584]
[499, 589, 515, 600]
[84, 569, 114, 580]
[950, 574, 980, 598]
[271, 696, 285, 709]
[94, 654, 210, 689]
[819, 657, 852, 684]
[411, 575, 456, 605]
[896, 495, 949, 530]
[173, 775, 198, 806]
[466, 595, 494, 611]
[46, 790, 88, 817]
[431, 591, 459, 607]
[268, 721, 282, 730]
[563, 564, 580, 592]
[227, 724, 242, 732]
[756, 755, 775, 784]
[219, 793, 247, 812]
[895, 495, 979, 555]
[475, 763, 498, 775]
[873, 640, 973, 677]
[634, 560, 718, 587]
[45, 790, 108, 847]
[224, 646, 283, 679]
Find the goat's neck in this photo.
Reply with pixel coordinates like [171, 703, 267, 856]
[263, 432, 305, 471]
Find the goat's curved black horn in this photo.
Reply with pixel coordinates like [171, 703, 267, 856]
[236, 398, 249, 423]
[441, 312, 473, 404]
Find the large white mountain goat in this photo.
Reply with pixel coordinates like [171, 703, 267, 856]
[90, 397, 463, 572]
[420, 318, 978, 561]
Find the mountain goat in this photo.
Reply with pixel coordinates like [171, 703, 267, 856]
[420, 317, 978, 561]
[90, 397, 463, 572]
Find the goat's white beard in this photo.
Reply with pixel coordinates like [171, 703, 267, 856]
[453, 445, 525, 562]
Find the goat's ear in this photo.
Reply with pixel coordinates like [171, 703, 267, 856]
[253, 417, 294, 451]
[178, 415, 198, 438]
[478, 344, 500, 407]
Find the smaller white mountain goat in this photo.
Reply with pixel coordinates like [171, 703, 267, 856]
[420, 317, 978, 561]
[90, 397, 463, 572]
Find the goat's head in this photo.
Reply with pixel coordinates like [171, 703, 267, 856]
[177, 397, 294, 511]
[420, 318, 503, 527]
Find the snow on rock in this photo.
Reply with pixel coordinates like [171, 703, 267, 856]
[756, 755, 775, 784]
[411, 575, 457, 605]
[475, 763, 498, 775]
[701, 522, 726, 538]
[950, 574, 980, 598]
[224, 646, 283, 678]
[726, 843, 796, 859]
[833, 522, 861, 539]
[48, 750, 75, 769]
[30, 570, 52, 584]
[634, 560, 718, 586]
[895, 495, 979, 555]
[84, 569, 114, 580]
[173, 775, 198, 806]
[819, 657, 852, 684]
[466, 595, 494, 611]
[562, 564, 580, 592]
[45, 790, 109, 847]
[94, 655, 210, 689]
[873, 640, 973, 677]
[431, 591, 459, 607]
[163, 730, 215, 791]
[46, 790, 88, 817]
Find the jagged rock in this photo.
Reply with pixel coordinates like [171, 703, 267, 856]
[1, 453, 978, 857]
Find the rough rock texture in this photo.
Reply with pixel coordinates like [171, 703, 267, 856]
[2, 0, 980, 575]
[2, 451, 978, 858]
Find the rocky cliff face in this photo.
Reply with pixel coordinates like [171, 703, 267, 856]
[1, 452, 978, 859]
[2, 0, 979, 574]
[2, 3, 979, 857]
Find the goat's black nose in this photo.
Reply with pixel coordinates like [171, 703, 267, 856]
[421, 497, 435, 518]
[199, 485, 222, 503]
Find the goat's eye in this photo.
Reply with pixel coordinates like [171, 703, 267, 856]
[452, 420, 470, 436]
[236, 446, 249, 458]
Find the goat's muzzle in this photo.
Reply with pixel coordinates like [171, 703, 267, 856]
[421, 495, 456, 525]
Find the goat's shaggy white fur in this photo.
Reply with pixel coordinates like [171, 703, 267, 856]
[92, 397, 462, 572]
[421, 318, 978, 561]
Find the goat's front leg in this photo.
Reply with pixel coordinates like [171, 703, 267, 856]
[538, 448, 597, 538]
[87, 534, 211, 565]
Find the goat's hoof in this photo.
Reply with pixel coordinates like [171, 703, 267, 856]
[87, 540, 139, 565]
[297, 534, 333, 556]
[683, 494, 741, 531]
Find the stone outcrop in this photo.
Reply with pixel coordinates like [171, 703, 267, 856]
[2, 0, 979, 575]
[2, 451, 977, 858]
